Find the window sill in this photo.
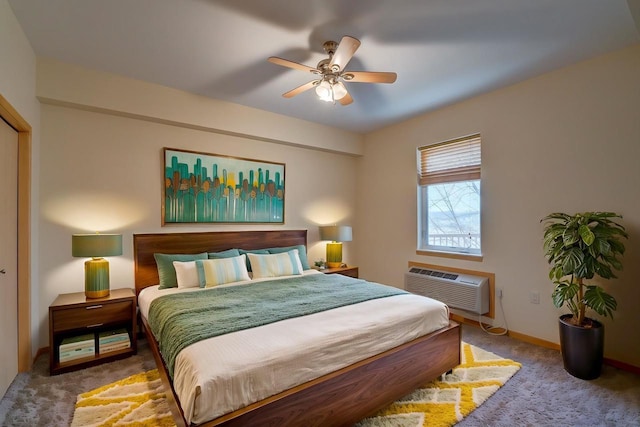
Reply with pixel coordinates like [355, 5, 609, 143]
[416, 249, 483, 262]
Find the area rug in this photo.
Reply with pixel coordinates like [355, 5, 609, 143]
[70, 369, 174, 427]
[356, 342, 522, 427]
[70, 342, 520, 427]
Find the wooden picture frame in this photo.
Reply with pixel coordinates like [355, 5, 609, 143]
[162, 148, 285, 224]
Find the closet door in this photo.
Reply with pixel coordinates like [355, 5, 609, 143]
[0, 117, 18, 398]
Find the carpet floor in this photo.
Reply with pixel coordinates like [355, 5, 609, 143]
[1, 324, 639, 426]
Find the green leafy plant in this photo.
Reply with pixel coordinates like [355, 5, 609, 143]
[541, 212, 628, 327]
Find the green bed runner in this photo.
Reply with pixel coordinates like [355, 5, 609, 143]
[148, 273, 407, 378]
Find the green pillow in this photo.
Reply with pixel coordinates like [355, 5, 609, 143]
[154, 252, 208, 289]
[208, 248, 241, 259]
[267, 245, 311, 270]
[238, 249, 269, 271]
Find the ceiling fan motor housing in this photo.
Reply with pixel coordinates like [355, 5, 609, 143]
[322, 41, 338, 56]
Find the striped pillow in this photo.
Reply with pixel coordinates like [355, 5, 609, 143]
[248, 250, 304, 279]
[266, 245, 311, 270]
[196, 255, 250, 288]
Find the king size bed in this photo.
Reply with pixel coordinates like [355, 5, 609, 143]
[133, 230, 460, 426]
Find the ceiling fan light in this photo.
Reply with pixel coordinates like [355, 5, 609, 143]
[332, 81, 348, 100]
[315, 80, 333, 102]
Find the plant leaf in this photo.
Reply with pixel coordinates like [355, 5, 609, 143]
[584, 286, 617, 319]
[562, 228, 579, 246]
[561, 247, 583, 276]
[593, 238, 611, 257]
[552, 280, 578, 313]
[578, 224, 595, 246]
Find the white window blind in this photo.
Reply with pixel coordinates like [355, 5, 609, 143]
[418, 134, 481, 185]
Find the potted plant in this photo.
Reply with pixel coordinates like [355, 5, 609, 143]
[541, 211, 628, 380]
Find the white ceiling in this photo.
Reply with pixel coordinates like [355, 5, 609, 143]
[8, 0, 640, 133]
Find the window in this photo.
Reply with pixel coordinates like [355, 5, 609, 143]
[417, 134, 481, 255]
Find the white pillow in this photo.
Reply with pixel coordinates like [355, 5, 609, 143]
[196, 254, 251, 287]
[247, 249, 304, 279]
[172, 261, 200, 288]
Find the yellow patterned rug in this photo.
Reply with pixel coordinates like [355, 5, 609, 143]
[356, 342, 522, 427]
[71, 342, 520, 427]
[70, 369, 174, 427]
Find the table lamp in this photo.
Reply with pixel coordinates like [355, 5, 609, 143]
[72, 233, 123, 298]
[319, 225, 352, 268]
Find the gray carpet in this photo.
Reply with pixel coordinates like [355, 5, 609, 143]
[1, 324, 638, 426]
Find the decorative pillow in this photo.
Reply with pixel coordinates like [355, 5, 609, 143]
[248, 250, 304, 279]
[208, 248, 241, 259]
[196, 255, 251, 287]
[154, 253, 208, 289]
[238, 249, 270, 271]
[266, 245, 311, 270]
[173, 261, 200, 289]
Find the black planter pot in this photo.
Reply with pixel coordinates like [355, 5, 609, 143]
[558, 314, 604, 380]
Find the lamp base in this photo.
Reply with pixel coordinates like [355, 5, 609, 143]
[325, 242, 343, 269]
[85, 258, 111, 299]
[85, 289, 110, 299]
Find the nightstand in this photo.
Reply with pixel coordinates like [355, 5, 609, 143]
[49, 288, 137, 375]
[321, 266, 359, 278]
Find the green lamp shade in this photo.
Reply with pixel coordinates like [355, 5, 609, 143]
[319, 226, 352, 268]
[72, 234, 122, 298]
[72, 234, 123, 257]
[319, 225, 352, 243]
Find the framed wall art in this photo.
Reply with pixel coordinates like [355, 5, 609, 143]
[162, 148, 285, 224]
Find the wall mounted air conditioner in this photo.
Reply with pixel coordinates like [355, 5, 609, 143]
[405, 267, 489, 315]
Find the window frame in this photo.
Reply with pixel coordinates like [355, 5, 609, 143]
[417, 134, 482, 258]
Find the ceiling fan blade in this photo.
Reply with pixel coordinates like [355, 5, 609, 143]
[268, 57, 317, 74]
[343, 71, 397, 84]
[282, 80, 319, 98]
[329, 36, 361, 71]
[338, 91, 353, 106]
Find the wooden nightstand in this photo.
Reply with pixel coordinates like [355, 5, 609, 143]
[321, 266, 359, 278]
[49, 288, 137, 375]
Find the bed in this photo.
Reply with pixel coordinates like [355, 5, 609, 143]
[133, 230, 460, 426]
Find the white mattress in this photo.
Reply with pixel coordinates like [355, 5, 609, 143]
[139, 271, 450, 424]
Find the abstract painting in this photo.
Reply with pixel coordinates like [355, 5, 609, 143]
[163, 148, 285, 224]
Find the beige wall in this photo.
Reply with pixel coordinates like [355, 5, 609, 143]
[357, 44, 640, 367]
[36, 63, 360, 349]
[0, 0, 40, 358]
[0, 2, 36, 115]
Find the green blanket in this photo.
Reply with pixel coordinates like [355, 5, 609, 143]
[148, 273, 407, 378]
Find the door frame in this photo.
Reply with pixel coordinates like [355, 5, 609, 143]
[0, 93, 32, 372]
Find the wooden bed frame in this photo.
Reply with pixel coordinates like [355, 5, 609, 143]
[133, 230, 460, 427]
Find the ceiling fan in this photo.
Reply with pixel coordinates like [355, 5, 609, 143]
[268, 36, 397, 106]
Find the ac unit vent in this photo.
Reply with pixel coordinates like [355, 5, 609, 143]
[405, 267, 489, 315]
[409, 267, 459, 281]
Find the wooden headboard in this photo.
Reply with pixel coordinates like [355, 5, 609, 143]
[133, 229, 308, 295]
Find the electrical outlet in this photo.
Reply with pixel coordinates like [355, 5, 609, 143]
[497, 288, 503, 299]
[529, 291, 540, 304]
